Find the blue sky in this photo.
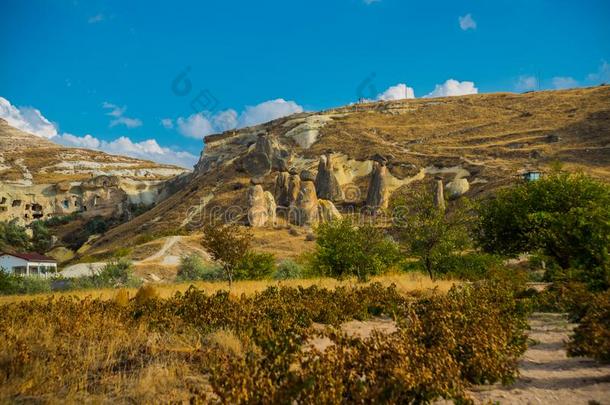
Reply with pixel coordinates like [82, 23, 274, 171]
[1, 0, 609, 168]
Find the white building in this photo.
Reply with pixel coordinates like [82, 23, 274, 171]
[0, 252, 58, 276]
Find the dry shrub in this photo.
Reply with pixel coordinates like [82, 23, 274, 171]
[567, 290, 610, 363]
[134, 284, 159, 305]
[205, 329, 243, 358]
[0, 282, 528, 403]
[114, 288, 130, 306]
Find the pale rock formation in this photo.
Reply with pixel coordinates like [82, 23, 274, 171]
[445, 178, 470, 199]
[291, 170, 319, 226]
[318, 199, 342, 222]
[366, 161, 389, 210]
[315, 153, 344, 202]
[247, 178, 276, 227]
[286, 168, 301, 207]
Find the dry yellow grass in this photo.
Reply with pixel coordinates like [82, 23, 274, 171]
[0, 272, 456, 305]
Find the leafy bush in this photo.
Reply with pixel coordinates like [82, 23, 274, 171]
[235, 251, 275, 280]
[0, 269, 52, 295]
[273, 259, 304, 280]
[41, 212, 80, 227]
[177, 254, 223, 281]
[312, 218, 401, 282]
[430, 252, 503, 281]
[70, 259, 141, 289]
[476, 172, 610, 290]
[567, 290, 610, 362]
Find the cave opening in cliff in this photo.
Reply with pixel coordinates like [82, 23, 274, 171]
[12, 200, 22, 207]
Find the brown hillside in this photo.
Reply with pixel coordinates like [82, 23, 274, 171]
[89, 86, 610, 255]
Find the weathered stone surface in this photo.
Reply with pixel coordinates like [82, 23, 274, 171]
[287, 172, 301, 206]
[315, 154, 344, 202]
[290, 172, 319, 226]
[444, 178, 470, 199]
[243, 152, 272, 177]
[318, 199, 342, 222]
[366, 162, 389, 210]
[300, 170, 315, 183]
[247, 184, 276, 227]
[274, 171, 291, 207]
[434, 179, 445, 210]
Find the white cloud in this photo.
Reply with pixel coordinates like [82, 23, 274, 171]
[459, 14, 476, 30]
[0, 97, 58, 138]
[212, 109, 239, 132]
[102, 101, 142, 128]
[0, 96, 196, 168]
[376, 83, 415, 101]
[552, 76, 579, 90]
[160, 118, 174, 129]
[238, 98, 303, 128]
[88, 13, 104, 24]
[586, 60, 610, 84]
[176, 113, 214, 139]
[424, 79, 478, 98]
[515, 75, 538, 92]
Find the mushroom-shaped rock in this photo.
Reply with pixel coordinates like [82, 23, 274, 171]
[247, 183, 275, 227]
[365, 161, 389, 210]
[315, 154, 344, 202]
[290, 171, 319, 226]
[318, 199, 342, 222]
[444, 178, 470, 199]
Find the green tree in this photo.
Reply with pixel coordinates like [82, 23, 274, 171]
[0, 220, 31, 251]
[201, 221, 253, 287]
[312, 218, 400, 282]
[476, 172, 610, 289]
[31, 221, 53, 253]
[395, 189, 472, 280]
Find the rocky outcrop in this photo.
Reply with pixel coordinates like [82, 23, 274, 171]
[247, 178, 276, 227]
[445, 178, 470, 199]
[243, 133, 291, 177]
[315, 153, 344, 202]
[318, 199, 342, 222]
[366, 161, 389, 210]
[290, 170, 319, 226]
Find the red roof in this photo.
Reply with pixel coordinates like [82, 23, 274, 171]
[0, 252, 57, 263]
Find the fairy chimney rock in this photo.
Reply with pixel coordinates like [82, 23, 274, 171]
[365, 161, 389, 210]
[315, 154, 344, 202]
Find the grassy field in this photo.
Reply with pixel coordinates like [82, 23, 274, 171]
[0, 272, 456, 304]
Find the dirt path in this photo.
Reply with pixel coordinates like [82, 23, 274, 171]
[472, 312, 610, 404]
[138, 235, 181, 263]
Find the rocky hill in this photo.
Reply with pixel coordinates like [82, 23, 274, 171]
[86, 86, 610, 256]
[0, 118, 188, 225]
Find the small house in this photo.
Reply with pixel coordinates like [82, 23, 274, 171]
[0, 252, 58, 276]
[522, 171, 542, 182]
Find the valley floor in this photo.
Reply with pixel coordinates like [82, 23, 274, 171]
[471, 313, 610, 404]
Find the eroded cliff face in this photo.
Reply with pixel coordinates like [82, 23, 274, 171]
[0, 119, 188, 225]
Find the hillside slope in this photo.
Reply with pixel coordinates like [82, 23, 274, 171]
[89, 86, 610, 255]
[0, 119, 188, 225]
